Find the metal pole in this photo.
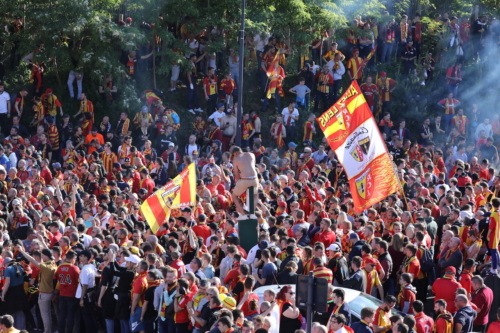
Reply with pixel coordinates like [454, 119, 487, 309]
[236, 0, 245, 147]
[307, 272, 314, 333]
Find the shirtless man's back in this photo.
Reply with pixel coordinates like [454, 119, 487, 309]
[231, 146, 259, 215]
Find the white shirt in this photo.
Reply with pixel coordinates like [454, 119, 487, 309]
[0, 92, 10, 114]
[75, 263, 97, 298]
[95, 211, 111, 229]
[208, 110, 225, 127]
[327, 60, 345, 81]
[255, 33, 270, 52]
[82, 234, 92, 247]
[475, 123, 492, 141]
[268, 306, 280, 333]
[8, 152, 17, 171]
[187, 144, 198, 158]
[281, 108, 299, 126]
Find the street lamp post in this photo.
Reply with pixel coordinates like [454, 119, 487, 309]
[235, 0, 245, 147]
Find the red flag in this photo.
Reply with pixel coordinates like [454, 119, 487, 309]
[316, 81, 399, 213]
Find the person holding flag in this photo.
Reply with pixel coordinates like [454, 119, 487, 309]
[261, 52, 285, 112]
[259, 47, 277, 100]
[347, 49, 364, 85]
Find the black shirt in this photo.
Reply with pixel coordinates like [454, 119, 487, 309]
[143, 286, 157, 321]
[110, 262, 135, 293]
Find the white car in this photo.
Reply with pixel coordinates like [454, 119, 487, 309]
[253, 284, 406, 320]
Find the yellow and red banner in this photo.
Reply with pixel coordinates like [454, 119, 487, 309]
[316, 81, 398, 212]
[140, 163, 196, 233]
[362, 45, 377, 66]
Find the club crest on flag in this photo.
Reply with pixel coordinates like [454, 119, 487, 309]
[355, 169, 372, 200]
[350, 145, 364, 162]
[359, 135, 371, 155]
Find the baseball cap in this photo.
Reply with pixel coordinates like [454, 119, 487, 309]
[46, 88, 53, 93]
[52, 162, 62, 169]
[364, 257, 377, 266]
[304, 147, 312, 153]
[259, 240, 269, 250]
[380, 72, 387, 77]
[327, 243, 340, 252]
[125, 255, 141, 264]
[217, 103, 224, 109]
[208, 222, 218, 231]
[283, 187, 292, 196]
[12, 199, 21, 206]
[445, 266, 457, 275]
[288, 142, 298, 148]
[223, 297, 237, 310]
[181, 207, 192, 213]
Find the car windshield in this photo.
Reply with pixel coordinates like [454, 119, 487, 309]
[348, 294, 405, 319]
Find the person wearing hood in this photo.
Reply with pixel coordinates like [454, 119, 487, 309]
[296, 63, 314, 90]
[397, 273, 416, 314]
[453, 294, 477, 333]
[434, 299, 453, 333]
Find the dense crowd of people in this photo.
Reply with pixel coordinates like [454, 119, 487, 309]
[0, 7, 499, 333]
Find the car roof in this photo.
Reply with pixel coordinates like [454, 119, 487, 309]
[253, 284, 360, 302]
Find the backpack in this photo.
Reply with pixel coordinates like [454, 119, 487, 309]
[419, 246, 434, 273]
[331, 256, 349, 285]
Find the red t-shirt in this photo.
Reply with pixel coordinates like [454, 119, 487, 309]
[203, 75, 218, 96]
[170, 259, 186, 278]
[240, 293, 260, 317]
[432, 277, 462, 313]
[414, 312, 434, 333]
[459, 272, 473, 294]
[174, 293, 193, 323]
[360, 83, 378, 107]
[192, 224, 211, 241]
[56, 263, 81, 297]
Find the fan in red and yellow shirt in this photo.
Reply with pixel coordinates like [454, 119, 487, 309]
[433, 300, 453, 333]
[173, 279, 194, 325]
[303, 113, 316, 142]
[402, 245, 421, 279]
[376, 73, 397, 102]
[220, 74, 236, 100]
[362, 257, 383, 297]
[451, 109, 468, 135]
[373, 297, 394, 333]
[488, 201, 500, 274]
[241, 113, 255, 145]
[312, 259, 333, 284]
[346, 49, 364, 81]
[131, 265, 148, 322]
[397, 273, 416, 314]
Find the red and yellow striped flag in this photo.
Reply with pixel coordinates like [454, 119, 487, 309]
[140, 163, 196, 233]
[266, 52, 279, 77]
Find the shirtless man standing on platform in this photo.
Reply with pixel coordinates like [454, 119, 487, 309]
[231, 146, 259, 216]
